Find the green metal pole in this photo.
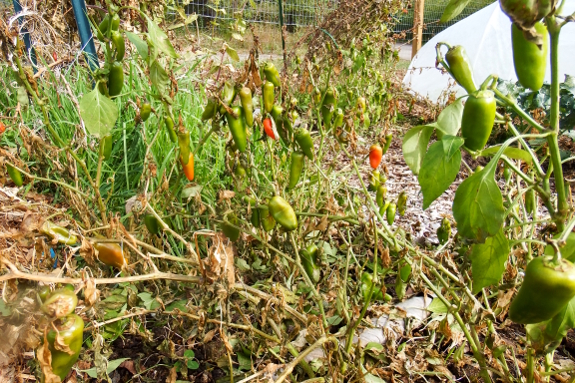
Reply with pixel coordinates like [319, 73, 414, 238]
[277, 0, 286, 64]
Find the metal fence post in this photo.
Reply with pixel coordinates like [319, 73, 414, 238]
[70, 0, 99, 71]
[278, 0, 286, 63]
[12, 0, 37, 71]
[411, 0, 425, 58]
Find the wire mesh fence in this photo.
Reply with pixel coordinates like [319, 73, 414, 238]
[393, 0, 496, 42]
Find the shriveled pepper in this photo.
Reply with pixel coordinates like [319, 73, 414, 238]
[94, 242, 126, 268]
[509, 256, 575, 324]
[202, 99, 217, 121]
[295, 128, 314, 160]
[108, 61, 124, 97]
[239, 87, 254, 127]
[144, 215, 161, 235]
[445, 45, 477, 94]
[41, 288, 78, 318]
[227, 106, 247, 152]
[44, 314, 84, 381]
[40, 221, 78, 246]
[111, 30, 125, 62]
[268, 196, 298, 231]
[386, 203, 396, 225]
[6, 164, 23, 186]
[288, 151, 305, 189]
[500, 0, 554, 29]
[181, 152, 194, 181]
[369, 144, 383, 169]
[397, 192, 408, 216]
[301, 244, 320, 283]
[263, 81, 275, 114]
[512, 22, 548, 91]
[264, 62, 281, 87]
[221, 213, 240, 242]
[219, 81, 236, 113]
[140, 102, 152, 122]
[461, 90, 496, 151]
[357, 97, 366, 114]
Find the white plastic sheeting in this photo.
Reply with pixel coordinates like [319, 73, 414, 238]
[402, 2, 575, 104]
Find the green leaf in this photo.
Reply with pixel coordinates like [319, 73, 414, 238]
[146, 16, 178, 59]
[469, 229, 509, 293]
[81, 358, 130, 378]
[125, 31, 148, 60]
[453, 162, 505, 242]
[225, 44, 240, 62]
[149, 60, 170, 97]
[402, 125, 435, 175]
[79, 89, 118, 138]
[187, 360, 199, 370]
[436, 99, 463, 138]
[479, 146, 533, 164]
[440, 0, 472, 23]
[544, 296, 575, 341]
[138, 292, 162, 310]
[418, 135, 463, 209]
[427, 298, 449, 314]
[17, 86, 29, 109]
[184, 350, 195, 359]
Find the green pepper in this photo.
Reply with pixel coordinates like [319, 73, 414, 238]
[503, 165, 512, 183]
[221, 213, 240, 242]
[461, 90, 496, 151]
[38, 286, 51, 302]
[97, 15, 110, 41]
[525, 188, 537, 216]
[111, 30, 125, 62]
[445, 45, 477, 94]
[44, 314, 84, 381]
[263, 62, 281, 87]
[295, 128, 314, 160]
[97, 81, 109, 97]
[100, 134, 112, 160]
[258, 205, 276, 232]
[202, 98, 217, 121]
[376, 185, 387, 209]
[360, 272, 384, 302]
[220, 81, 236, 113]
[251, 207, 260, 228]
[164, 116, 177, 143]
[108, 61, 124, 97]
[263, 82, 275, 114]
[288, 151, 305, 189]
[226, 106, 247, 153]
[94, 242, 126, 269]
[321, 87, 336, 130]
[110, 14, 120, 31]
[6, 164, 23, 186]
[382, 133, 393, 155]
[239, 87, 254, 127]
[40, 221, 78, 246]
[178, 130, 191, 165]
[270, 105, 289, 143]
[357, 97, 366, 114]
[140, 103, 152, 122]
[234, 162, 247, 178]
[144, 215, 161, 235]
[301, 244, 320, 283]
[386, 203, 396, 225]
[41, 288, 78, 318]
[509, 256, 575, 324]
[437, 217, 451, 245]
[512, 22, 548, 91]
[334, 108, 344, 129]
[369, 170, 381, 191]
[397, 192, 407, 216]
[268, 196, 298, 231]
[312, 87, 321, 104]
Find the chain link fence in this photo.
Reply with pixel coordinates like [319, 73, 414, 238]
[394, 0, 496, 42]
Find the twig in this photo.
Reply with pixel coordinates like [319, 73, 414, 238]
[274, 336, 336, 383]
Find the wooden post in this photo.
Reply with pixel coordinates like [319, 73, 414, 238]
[412, 0, 425, 59]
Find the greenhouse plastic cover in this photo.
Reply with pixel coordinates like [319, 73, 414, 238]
[402, 2, 575, 104]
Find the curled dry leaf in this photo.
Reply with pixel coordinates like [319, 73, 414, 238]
[53, 330, 74, 356]
[79, 238, 96, 266]
[37, 333, 61, 383]
[83, 277, 100, 308]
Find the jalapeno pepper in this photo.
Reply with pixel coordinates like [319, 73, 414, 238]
[369, 170, 381, 191]
[97, 14, 110, 41]
[140, 103, 152, 122]
[6, 164, 23, 186]
[226, 106, 247, 153]
[268, 196, 298, 231]
[295, 128, 314, 160]
[111, 30, 125, 62]
[164, 116, 177, 143]
[202, 98, 217, 122]
[321, 87, 337, 130]
[376, 185, 387, 209]
[239, 87, 254, 127]
[144, 215, 161, 235]
[41, 288, 78, 318]
[288, 151, 305, 189]
[397, 192, 408, 216]
[512, 22, 548, 91]
[264, 62, 281, 87]
[334, 108, 344, 130]
[181, 152, 194, 181]
[461, 90, 496, 151]
[44, 314, 84, 381]
[263, 82, 275, 114]
[220, 81, 236, 114]
[445, 45, 477, 94]
[40, 221, 78, 246]
[221, 213, 240, 242]
[301, 244, 320, 283]
[108, 61, 124, 97]
[386, 203, 396, 225]
[360, 272, 385, 302]
[94, 242, 126, 269]
[110, 14, 120, 31]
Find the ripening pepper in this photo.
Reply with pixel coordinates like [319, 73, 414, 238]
[288, 151, 305, 189]
[386, 203, 396, 225]
[40, 221, 78, 246]
[227, 106, 247, 152]
[144, 215, 161, 235]
[201, 98, 217, 121]
[111, 30, 125, 61]
[222, 213, 240, 242]
[461, 90, 496, 151]
[181, 152, 194, 181]
[263, 118, 277, 140]
[295, 128, 314, 160]
[512, 22, 548, 91]
[44, 314, 84, 381]
[164, 116, 178, 143]
[263, 81, 275, 113]
[258, 205, 276, 232]
[41, 288, 78, 318]
[239, 87, 254, 127]
[397, 192, 407, 216]
[140, 103, 152, 122]
[509, 256, 575, 324]
[6, 164, 23, 186]
[301, 244, 320, 283]
[100, 134, 113, 160]
[357, 97, 366, 114]
[178, 131, 191, 164]
[108, 61, 124, 97]
[437, 217, 451, 245]
[94, 242, 126, 268]
[264, 62, 281, 87]
[369, 144, 383, 169]
[445, 45, 477, 94]
[268, 196, 298, 231]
